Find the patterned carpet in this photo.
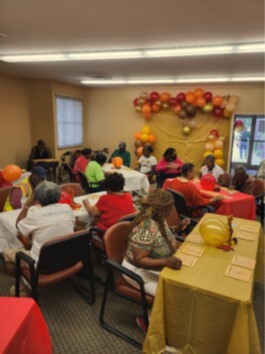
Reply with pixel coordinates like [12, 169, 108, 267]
[0, 256, 264, 353]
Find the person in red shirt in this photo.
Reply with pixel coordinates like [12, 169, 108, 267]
[163, 163, 223, 217]
[83, 172, 136, 230]
[73, 148, 92, 182]
[156, 147, 184, 187]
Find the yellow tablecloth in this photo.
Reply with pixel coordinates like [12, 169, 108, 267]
[143, 213, 263, 354]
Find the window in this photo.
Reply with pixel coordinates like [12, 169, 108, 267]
[56, 96, 83, 149]
[230, 114, 265, 174]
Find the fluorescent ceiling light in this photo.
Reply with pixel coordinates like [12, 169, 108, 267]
[144, 46, 234, 58]
[230, 76, 265, 82]
[1, 41, 264, 62]
[69, 50, 142, 60]
[81, 76, 265, 85]
[0, 54, 67, 62]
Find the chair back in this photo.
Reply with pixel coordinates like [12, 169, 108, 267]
[252, 178, 265, 197]
[37, 230, 91, 274]
[0, 186, 12, 212]
[166, 204, 181, 227]
[166, 188, 187, 215]
[118, 212, 139, 222]
[60, 183, 84, 197]
[78, 171, 90, 193]
[61, 163, 75, 182]
[104, 221, 131, 264]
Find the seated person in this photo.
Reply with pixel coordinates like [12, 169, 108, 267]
[83, 172, 136, 231]
[3, 166, 47, 211]
[156, 148, 184, 186]
[163, 163, 223, 218]
[29, 140, 51, 160]
[85, 153, 107, 192]
[138, 145, 157, 182]
[73, 148, 92, 181]
[122, 189, 182, 298]
[109, 141, 131, 167]
[229, 165, 255, 195]
[200, 155, 224, 181]
[3, 181, 75, 294]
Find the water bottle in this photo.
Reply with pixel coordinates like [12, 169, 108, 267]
[21, 195, 27, 208]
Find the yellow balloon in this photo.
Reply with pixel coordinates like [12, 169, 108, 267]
[213, 149, 223, 159]
[203, 151, 214, 158]
[142, 126, 151, 134]
[215, 159, 225, 167]
[182, 126, 191, 135]
[140, 133, 149, 142]
[200, 218, 229, 247]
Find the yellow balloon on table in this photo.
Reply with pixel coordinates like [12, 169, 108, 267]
[200, 218, 230, 247]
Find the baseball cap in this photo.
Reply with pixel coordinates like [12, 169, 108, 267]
[31, 166, 48, 179]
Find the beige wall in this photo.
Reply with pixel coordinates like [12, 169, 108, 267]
[84, 84, 265, 168]
[0, 74, 264, 171]
[0, 75, 31, 168]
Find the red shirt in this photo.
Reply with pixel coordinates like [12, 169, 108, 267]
[155, 157, 184, 175]
[73, 155, 89, 174]
[163, 178, 210, 217]
[95, 192, 136, 230]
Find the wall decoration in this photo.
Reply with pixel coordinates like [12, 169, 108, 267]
[203, 130, 226, 167]
[134, 125, 156, 157]
[133, 89, 240, 123]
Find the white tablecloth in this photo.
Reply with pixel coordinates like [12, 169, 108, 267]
[0, 192, 105, 252]
[103, 164, 150, 192]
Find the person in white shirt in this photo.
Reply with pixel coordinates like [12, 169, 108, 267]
[4, 181, 75, 294]
[200, 155, 224, 181]
[138, 145, 157, 182]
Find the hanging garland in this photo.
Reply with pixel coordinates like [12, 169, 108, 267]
[133, 89, 240, 121]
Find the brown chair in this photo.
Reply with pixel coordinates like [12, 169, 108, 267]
[15, 230, 95, 304]
[99, 221, 153, 349]
[252, 178, 265, 226]
[60, 183, 84, 197]
[0, 186, 12, 212]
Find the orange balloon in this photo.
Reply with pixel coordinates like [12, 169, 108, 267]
[135, 132, 142, 140]
[185, 92, 196, 104]
[2, 164, 22, 182]
[112, 157, 123, 168]
[148, 134, 156, 143]
[160, 92, 171, 102]
[151, 104, 160, 112]
[212, 95, 223, 106]
[172, 104, 182, 114]
[143, 112, 152, 120]
[195, 97, 206, 108]
[142, 104, 151, 114]
[194, 88, 204, 98]
[137, 146, 143, 157]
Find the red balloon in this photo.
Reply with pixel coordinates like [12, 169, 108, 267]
[176, 92, 186, 102]
[150, 91, 160, 101]
[58, 191, 73, 205]
[209, 129, 219, 138]
[169, 98, 178, 106]
[133, 98, 139, 106]
[200, 174, 216, 191]
[213, 107, 223, 118]
[204, 91, 213, 102]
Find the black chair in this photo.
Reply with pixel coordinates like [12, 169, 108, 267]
[15, 230, 95, 304]
[100, 221, 153, 349]
[60, 162, 76, 182]
[252, 178, 265, 226]
[78, 170, 105, 194]
[166, 188, 212, 224]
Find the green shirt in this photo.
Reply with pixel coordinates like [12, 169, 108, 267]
[110, 149, 131, 167]
[85, 161, 105, 186]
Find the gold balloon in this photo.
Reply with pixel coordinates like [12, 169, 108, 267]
[200, 218, 229, 247]
[155, 99, 162, 107]
[162, 102, 170, 110]
[138, 98, 146, 105]
[219, 135, 226, 142]
[182, 126, 191, 135]
[135, 106, 142, 113]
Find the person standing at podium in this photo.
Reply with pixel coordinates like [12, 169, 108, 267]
[29, 140, 51, 160]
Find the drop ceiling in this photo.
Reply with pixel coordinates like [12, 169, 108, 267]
[0, 0, 264, 85]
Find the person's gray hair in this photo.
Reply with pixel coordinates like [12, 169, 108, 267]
[34, 181, 61, 206]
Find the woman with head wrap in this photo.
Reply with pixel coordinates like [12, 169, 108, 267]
[122, 189, 182, 297]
